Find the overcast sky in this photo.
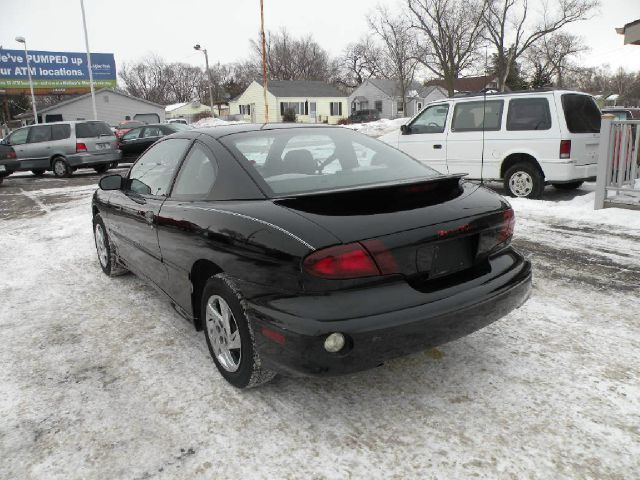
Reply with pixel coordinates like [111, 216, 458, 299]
[1, 0, 639, 78]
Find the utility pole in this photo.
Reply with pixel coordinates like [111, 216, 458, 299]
[80, 0, 98, 120]
[194, 44, 216, 118]
[15, 36, 38, 124]
[260, 0, 269, 123]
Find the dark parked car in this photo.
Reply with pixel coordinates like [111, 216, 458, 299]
[0, 142, 19, 185]
[92, 124, 531, 388]
[115, 120, 145, 139]
[118, 123, 190, 163]
[349, 109, 381, 123]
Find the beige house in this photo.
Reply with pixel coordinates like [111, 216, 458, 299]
[165, 100, 213, 124]
[229, 80, 348, 124]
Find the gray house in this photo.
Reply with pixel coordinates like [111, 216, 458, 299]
[16, 88, 166, 126]
[348, 79, 447, 119]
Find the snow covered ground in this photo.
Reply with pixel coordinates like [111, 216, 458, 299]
[343, 117, 408, 137]
[0, 174, 639, 479]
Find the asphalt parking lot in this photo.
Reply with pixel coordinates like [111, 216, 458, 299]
[1, 173, 639, 479]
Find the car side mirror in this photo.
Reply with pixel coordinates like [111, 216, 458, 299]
[99, 174, 123, 191]
[400, 124, 411, 135]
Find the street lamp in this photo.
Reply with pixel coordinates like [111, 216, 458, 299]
[194, 44, 215, 118]
[15, 36, 38, 124]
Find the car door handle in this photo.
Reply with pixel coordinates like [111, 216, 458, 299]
[144, 210, 155, 225]
[433, 144, 443, 149]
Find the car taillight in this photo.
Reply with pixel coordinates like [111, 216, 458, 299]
[499, 208, 515, 243]
[478, 208, 515, 255]
[7, 150, 16, 159]
[303, 242, 381, 279]
[76, 142, 87, 153]
[559, 140, 571, 159]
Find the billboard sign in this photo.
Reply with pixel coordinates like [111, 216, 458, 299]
[0, 49, 116, 95]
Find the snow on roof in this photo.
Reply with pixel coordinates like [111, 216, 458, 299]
[165, 102, 188, 112]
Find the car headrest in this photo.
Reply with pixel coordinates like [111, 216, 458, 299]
[282, 149, 317, 175]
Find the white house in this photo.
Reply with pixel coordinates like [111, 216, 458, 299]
[348, 79, 447, 119]
[165, 100, 213, 124]
[15, 88, 165, 126]
[229, 80, 348, 124]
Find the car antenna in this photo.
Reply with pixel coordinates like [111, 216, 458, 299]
[480, 47, 488, 186]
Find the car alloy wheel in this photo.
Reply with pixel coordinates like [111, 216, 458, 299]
[94, 223, 109, 268]
[509, 171, 534, 197]
[205, 295, 242, 372]
[53, 159, 69, 177]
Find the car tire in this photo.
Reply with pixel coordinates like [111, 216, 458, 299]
[52, 157, 71, 178]
[94, 164, 109, 174]
[110, 161, 119, 169]
[32, 169, 45, 176]
[202, 274, 276, 389]
[92, 214, 129, 277]
[552, 181, 583, 190]
[504, 163, 545, 199]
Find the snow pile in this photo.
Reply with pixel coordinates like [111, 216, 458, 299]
[343, 117, 408, 137]
[509, 182, 640, 230]
[192, 117, 247, 128]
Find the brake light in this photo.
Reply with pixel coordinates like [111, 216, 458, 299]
[303, 243, 380, 279]
[559, 140, 571, 159]
[361, 239, 400, 275]
[499, 208, 515, 243]
[7, 150, 16, 159]
[76, 142, 87, 153]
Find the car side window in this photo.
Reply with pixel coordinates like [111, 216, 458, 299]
[171, 142, 218, 199]
[143, 127, 162, 138]
[506, 98, 551, 131]
[27, 125, 52, 143]
[122, 128, 142, 140]
[410, 104, 449, 134]
[452, 100, 504, 132]
[127, 138, 190, 196]
[9, 128, 29, 145]
[51, 124, 71, 140]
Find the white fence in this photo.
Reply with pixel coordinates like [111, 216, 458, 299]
[595, 117, 640, 209]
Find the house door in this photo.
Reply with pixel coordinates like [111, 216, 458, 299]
[309, 102, 317, 123]
[250, 103, 256, 122]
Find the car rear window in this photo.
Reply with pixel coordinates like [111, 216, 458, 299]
[76, 121, 113, 138]
[222, 128, 441, 196]
[507, 98, 551, 130]
[561, 94, 601, 133]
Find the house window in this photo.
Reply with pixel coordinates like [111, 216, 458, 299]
[280, 102, 306, 116]
[374, 100, 383, 113]
[397, 101, 404, 114]
[351, 102, 357, 113]
[417, 102, 422, 111]
[103, 95, 109, 103]
[330, 102, 343, 116]
[239, 104, 251, 115]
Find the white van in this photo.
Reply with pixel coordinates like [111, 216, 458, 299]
[380, 90, 601, 198]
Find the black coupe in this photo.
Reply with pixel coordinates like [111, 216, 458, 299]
[118, 123, 190, 163]
[93, 124, 531, 388]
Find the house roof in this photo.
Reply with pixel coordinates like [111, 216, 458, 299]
[257, 80, 345, 98]
[424, 75, 497, 93]
[366, 78, 427, 98]
[165, 102, 188, 112]
[16, 88, 165, 118]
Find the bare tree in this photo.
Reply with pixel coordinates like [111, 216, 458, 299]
[335, 37, 384, 90]
[119, 54, 173, 104]
[525, 32, 586, 88]
[484, 0, 598, 92]
[368, 6, 421, 113]
[249, 29, 335, 81]
[408, 0, 488, 97]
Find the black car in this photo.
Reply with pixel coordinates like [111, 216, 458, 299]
[118, 123, 189, 163]
[349, 109, 381, 123]
[0, 142, 19, 185]
[93, 124, 531, 388]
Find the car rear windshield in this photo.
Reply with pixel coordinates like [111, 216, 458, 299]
[562, 94, 601, 133]
[76, 121, 113, 138]
[222, 128, 441, 196]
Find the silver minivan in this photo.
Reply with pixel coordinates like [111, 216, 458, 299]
[0, 121, 122, 177]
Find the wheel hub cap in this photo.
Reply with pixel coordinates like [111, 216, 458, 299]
[94, 224, 108, 267]
[509, 171, 534, 197]
[54, 162, 65, 175]
[206, 295, 242, 372]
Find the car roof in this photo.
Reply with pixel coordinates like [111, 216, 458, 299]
[448, 89, 591, 101]
[191, 123, 335, 139]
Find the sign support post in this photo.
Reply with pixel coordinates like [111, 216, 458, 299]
[80, 0, 98, 120]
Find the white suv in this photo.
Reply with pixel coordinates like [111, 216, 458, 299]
[380, 90, 601, 198]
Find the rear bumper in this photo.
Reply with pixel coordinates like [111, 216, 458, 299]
[540, 160, 597, 182]
[67, 150, 122, 168]
[245, 250, 532, 377]
[0, 160, 19, 176]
